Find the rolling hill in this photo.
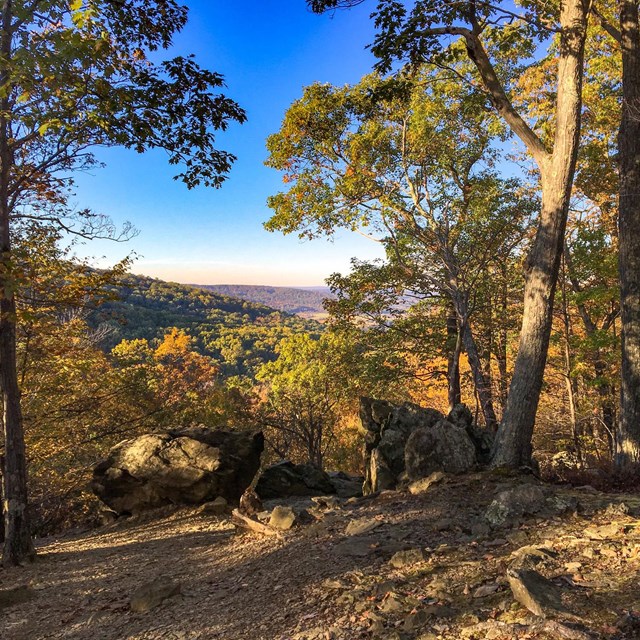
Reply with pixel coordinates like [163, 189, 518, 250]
[88, 273, 322, 378]
[195, 284, 332, 317]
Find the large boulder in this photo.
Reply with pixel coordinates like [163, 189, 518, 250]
[361, 397, 446, 494]
[360, 398, 489, 493]
[255, 461, 336, 499]
[361, 398, 449, 494]
[447, 403, 494, 465]
[92, 427, 264, 515]
[404, 419, 477, 479]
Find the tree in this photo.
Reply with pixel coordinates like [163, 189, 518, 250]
[307, 0, 591, 468]
[615, 0, 640, 470]
[265, 70, 532, 431]
[257, 333, 350, 469]
[0, 0, 245, 565]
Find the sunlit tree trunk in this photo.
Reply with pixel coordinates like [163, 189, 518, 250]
[560, 257, 582, 465]
[452, 293, 498, 431]
[446, 304, 461, 412]
[491, 0, 588, 466]
[495, 265, 509, 412]
[616, 0, 640, 472]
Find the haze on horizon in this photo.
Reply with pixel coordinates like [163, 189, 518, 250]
[71, 1, 385, 288]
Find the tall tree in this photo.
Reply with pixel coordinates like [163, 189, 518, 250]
[0, 0, 245, 565]
[308, 0, 591, 468]
[587, 0, 640, 469]
[616, 0, 640, 469]
[265, 70, 532, 431]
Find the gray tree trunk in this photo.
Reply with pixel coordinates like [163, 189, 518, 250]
[451, 294, 498, 431]
[616, 0, 640, 471]
[490, 0, 588, 467]
[446, 305, 461, 412]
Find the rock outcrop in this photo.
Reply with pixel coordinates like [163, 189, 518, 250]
[361, 399, 483, 494]
[92, 427, 264, 515]
[255, 461, 337, 499]
[404, 420, 477, 479]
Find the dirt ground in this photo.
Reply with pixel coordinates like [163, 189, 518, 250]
[1, 473, 640, 640]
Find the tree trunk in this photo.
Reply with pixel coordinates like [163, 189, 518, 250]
[495, 265, 509, 412]
[616, 0, 640, 471]
[452, 294, 498, 431]
[0, 0, 35, 566]
[491, 0, 588, 467]
[446, 305, 461, 412]
[594, 358, 616, 456]
[560, 257, 582, 465]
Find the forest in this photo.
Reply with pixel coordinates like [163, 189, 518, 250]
[0, 0, 640, 638]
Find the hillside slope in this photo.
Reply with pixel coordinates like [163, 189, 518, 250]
[1, 474, 637, 639]
[88, 273, 321, 377]
[197, 284, 332, 316]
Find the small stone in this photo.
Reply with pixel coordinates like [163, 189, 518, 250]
[374, 580, 397, 596]
[507, 568, 568, 618]
[130, 578, 181, 613]
[485, 485, 547, 527]
[379, 594, 404, 612]
[389, 547, 426, 568]
[408, 471, 446, 495]
[565, 562, 582, 572]
[404, 609, 431, 631]
[584, 523, 622, 540]
[199, 496, 228, 516]
[473, 583, 500, 598]
[269, 505, 296, 530]
[346, 517, 380, 536]
[432, 518, 454, 532]
[604, 502, 630, 517]
[311, 495, 340, 509]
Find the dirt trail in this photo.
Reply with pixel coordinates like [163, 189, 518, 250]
[1, 474, 639, 640]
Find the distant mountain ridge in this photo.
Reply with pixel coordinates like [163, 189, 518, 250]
[88, 273, 322, 378]
[195, 284, 332, 316]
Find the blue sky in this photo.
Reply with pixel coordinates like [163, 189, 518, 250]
[72, 0, 385, 286]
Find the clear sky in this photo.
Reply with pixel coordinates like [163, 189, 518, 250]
[71, 0, 385, 287]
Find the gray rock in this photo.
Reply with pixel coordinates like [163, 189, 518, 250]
[510, 545, 557, 570]
[409, 471, 446, 495]
[92, 428, 263, 515]
[389, 548, 426, 568]
[269, 505, 296, 530]
[405, 420, 477, 479]
[447, 403, 473, 428]
[485, 484, 547, 527]
[130, 578, 181, 613]
[328, 471, 363, 498]
[368, 448, 397, 494]
[255, 461, 335, 499]
[346, 518, 380, 536]
[360, 397, 446, 494]
[546, 493, 580, 516]
[507, 568, 568, 618]
[199, 496, 228, 516]
[448, 404, 497, 464]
